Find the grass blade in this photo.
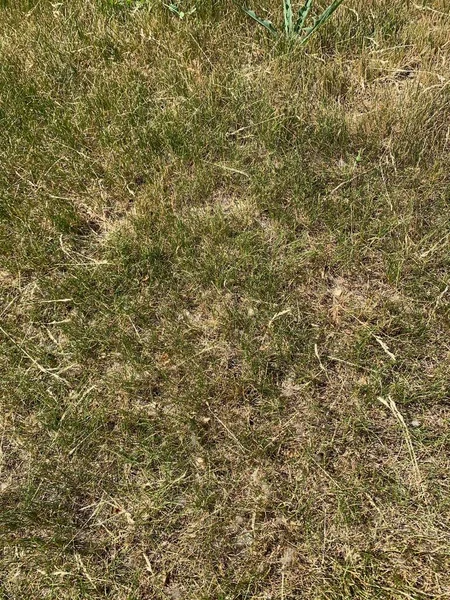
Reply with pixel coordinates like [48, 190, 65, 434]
[283, 0, 293, 36]
[164, 3, 185, 18]
[294, 0, 312, 33]
[300, 0, 344, 44]
[241, 6, 278, 35]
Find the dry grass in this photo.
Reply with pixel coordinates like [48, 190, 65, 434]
[1, 1, 450, 598]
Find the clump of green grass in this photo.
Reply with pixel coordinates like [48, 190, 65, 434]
[241, 0, 345, 41]
[164, 2, 196, 19]
[1, 1, 450, 599]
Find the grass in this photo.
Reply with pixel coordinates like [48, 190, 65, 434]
[0, 0, 449, 598]
[241, 0, 345, 42]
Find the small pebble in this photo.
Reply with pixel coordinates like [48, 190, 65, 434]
[411, 419, 421, 428]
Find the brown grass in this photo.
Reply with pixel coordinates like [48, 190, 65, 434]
[1, 0, 450, 598]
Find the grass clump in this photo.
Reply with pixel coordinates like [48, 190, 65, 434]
[1, 1, 450, 599]
[241, 0, 345, 42]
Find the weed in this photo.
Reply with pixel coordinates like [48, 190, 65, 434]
[241, 0, 345, 42]
[165, 2, 196, 18]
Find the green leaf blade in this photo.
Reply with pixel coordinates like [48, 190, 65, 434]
[242, 6, 278, 36]
[294, 0, 312, 34]
[283, 0, 293, 36]
[299, 0, 345, 44]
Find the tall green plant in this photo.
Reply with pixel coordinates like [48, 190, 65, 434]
[241, 0, 345, 42]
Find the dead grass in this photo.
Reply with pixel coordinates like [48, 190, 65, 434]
[1, 0, 450, 598]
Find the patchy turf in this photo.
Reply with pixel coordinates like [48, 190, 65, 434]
[0, 1, 449, 598]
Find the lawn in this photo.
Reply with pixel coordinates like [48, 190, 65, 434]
[0, 1, 449, 598]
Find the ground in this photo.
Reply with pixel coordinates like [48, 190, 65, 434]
[0, 1, 449, 598]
